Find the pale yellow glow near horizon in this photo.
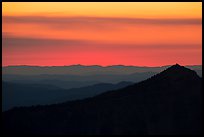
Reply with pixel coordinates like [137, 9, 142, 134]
[2, 2, 202, 19]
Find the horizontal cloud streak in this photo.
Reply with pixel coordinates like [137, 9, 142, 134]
[3, 15, 201, 45]
[3, 35, 201, 66]
[2, 36, 89, 48]
[3, 35, 201, 51]
[2, 3, 202, 66]
[3, 16, 202, 25]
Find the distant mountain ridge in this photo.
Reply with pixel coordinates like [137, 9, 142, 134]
[3, 64, 202, 135]
[2, 64, 202, 76]
[2, 64, 201, 89]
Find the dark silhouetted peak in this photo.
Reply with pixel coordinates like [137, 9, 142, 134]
[147, 64, 200, 84]
[165, 63, 187, 71]
[163, 64, 198, 76]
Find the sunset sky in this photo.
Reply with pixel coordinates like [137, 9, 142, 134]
[2, 2, 202, 66]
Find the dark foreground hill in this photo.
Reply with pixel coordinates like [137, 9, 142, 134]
[2, 64, 202, 135]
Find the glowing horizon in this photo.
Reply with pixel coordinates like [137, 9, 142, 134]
[2, 2, 202, 66]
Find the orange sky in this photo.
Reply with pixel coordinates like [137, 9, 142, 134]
[2, 2, 202, 66]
